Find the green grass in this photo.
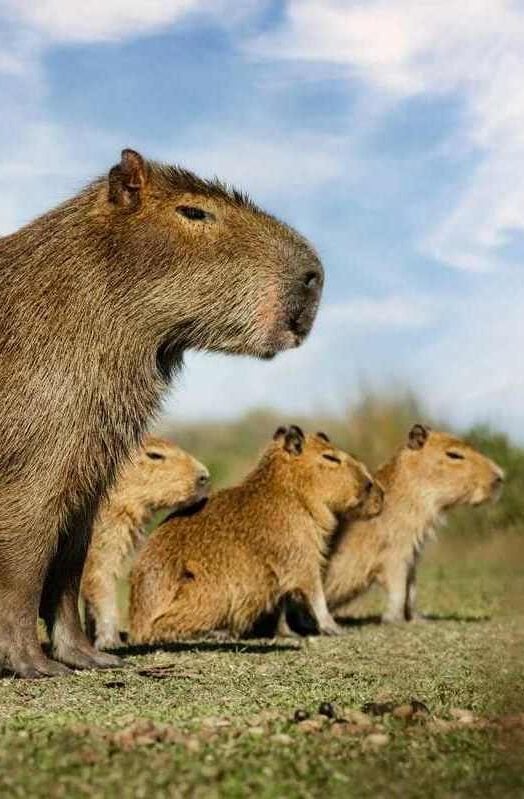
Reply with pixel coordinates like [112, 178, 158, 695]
[1, 532, 524, 798]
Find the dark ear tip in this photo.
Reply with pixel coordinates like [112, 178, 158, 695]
[273, 426, 287, 440]
[408, 423, 430, 449]
[316, 431, 330, 442]
[288, 424, 305, 440]
[121, 147, 142, 159]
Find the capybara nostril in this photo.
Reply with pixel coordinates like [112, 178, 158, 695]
[303, 269, 322, 290]
[364, 479, 373, 494]
[197, 471, 210, 488]
[492, 473, 504, 494]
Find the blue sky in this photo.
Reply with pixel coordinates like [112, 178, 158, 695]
[1, 1, 523, 438]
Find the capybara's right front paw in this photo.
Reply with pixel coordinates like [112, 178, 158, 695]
[95, 632, 124, 651]
[1, 646, 72, 679]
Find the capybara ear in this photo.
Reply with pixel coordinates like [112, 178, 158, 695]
[273, 426, 288, 441]
[316, 431, 330, 442]
[108, 149, 148, 209]
[284, 425, 305, 455]
[407, 423, 430, 450]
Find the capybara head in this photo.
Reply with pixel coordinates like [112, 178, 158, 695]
[403, 424, 504, 508]
[102, 149, 323, 363]
[269, 426, 379, 517]
[116, 435, 210, 513]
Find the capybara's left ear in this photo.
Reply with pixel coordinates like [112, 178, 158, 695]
[407, 423, 430, 450]
[284, 425, 305, 455]
[273, 426, 288, 442]
[108, 148, 148, 209]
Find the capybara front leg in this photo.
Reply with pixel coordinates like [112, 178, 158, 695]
[404, 560, 425, 622]
[301, 575, 343, 636]
[0, 585, 71, 678]
[382, 560, 410, 623]
[41, 527, 122, 669]
[83, 572, 123, 650]
[0, 530, 72, 678]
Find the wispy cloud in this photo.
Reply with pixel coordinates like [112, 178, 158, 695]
[165, 132, 345, 198]
[3, 0, 264, 44]
[248, 0, 524, 274]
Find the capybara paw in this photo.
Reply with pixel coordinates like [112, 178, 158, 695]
[407, 612, 428, 623]
[319, 619, 344, 636]
[95, 633, 124, 651]
[54, 645, 123, 670]
[2, 650, 72, 679]
[381, 612, 405, 624]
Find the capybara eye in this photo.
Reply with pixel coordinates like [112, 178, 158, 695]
[446, 451, 465, 460]
[176, 205, 213, 221]
[146, 452, 165, 461]
[322, 453, 341, 464]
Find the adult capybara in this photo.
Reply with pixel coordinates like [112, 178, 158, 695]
[81, 435, 210, 650]
[128, 426, 378, 644]
[325, 425, 504, 623]
[0, 149, 323, 677]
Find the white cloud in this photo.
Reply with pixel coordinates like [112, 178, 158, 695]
[414, 276, 524, 437]
[248, 1, 524, 273]
[165, 132, 346, 198]
[3, 0, 264, 44]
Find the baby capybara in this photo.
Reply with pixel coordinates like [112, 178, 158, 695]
[0, 149, 323, 677]
[325, 425, 504, 622]
[129, 426, 377, 644]
[81, 436, 210, 650]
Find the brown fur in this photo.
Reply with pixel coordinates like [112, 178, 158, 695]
[325, 425, 504, 622]
[0, 148, 323, 677]
[81, 435, 209, 650]
[129, 427, 377, 643]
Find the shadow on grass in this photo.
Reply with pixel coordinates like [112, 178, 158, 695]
[335, 613, 491, 627]
[113, 638, 299, 658]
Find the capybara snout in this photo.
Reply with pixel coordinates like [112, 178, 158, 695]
[283, 250, 324, 345]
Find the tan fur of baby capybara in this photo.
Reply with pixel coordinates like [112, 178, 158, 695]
[81, 436, 210, 650]
[129, 427, 376, 644]
[0, 149, 323, 678]
[325, 425, 504, 623]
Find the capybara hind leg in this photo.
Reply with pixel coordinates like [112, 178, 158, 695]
[150, 594, 224, 643]
[41, 528, 121, 669]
